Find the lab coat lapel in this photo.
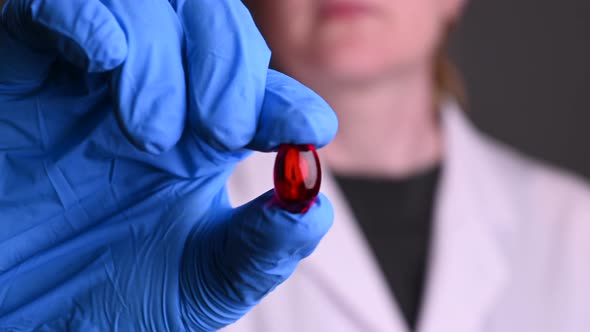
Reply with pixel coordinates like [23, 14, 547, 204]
[300, 169, 408, 332]
[418, 101, 511, 332]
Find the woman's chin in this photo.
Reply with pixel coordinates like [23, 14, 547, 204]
[303, 53, 400, 87]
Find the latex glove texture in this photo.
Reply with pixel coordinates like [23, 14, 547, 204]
[0, 0, 338, 331]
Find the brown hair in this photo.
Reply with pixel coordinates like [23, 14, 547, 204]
[434, 26, 468, 110]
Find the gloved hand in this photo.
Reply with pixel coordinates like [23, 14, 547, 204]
[0, 0, 338, 331]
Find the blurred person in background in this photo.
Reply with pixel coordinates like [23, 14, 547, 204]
[225, 0, 590, 331]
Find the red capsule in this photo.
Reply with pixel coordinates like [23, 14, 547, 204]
[273, 144, 322, 213]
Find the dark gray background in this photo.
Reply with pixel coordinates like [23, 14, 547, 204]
[449, 0, 590, 181]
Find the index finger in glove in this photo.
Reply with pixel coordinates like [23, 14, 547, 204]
[102, 0, 186, 154]
[176, 0, 271, 151]
[248, 69, 339, 152]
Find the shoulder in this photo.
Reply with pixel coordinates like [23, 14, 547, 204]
[473, 133, 590, 303]
[478, 127, 590, 219]
[442, 102, 590, 252]
[466, 123, 590, 258]
[442, 102, 590, 224]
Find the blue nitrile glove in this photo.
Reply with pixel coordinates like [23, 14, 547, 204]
[0, 1, 338, 331]
[1, 0, 187, 154]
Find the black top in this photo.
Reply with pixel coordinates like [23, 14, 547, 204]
[334, 166, 442, 331]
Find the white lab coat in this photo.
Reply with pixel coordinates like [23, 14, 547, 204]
[224, 100, 590, 332]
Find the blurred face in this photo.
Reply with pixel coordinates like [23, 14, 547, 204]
[247, 0, 464, 89]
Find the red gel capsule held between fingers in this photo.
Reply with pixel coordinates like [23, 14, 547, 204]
[273, 144, 322, 213]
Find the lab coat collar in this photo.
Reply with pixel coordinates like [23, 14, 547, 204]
[417, 100, 512, 332]
[301, 99, 512, 332]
